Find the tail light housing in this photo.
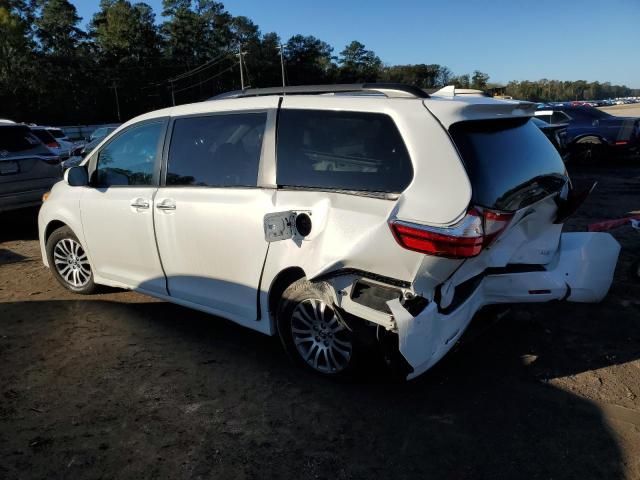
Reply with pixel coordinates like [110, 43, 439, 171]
[390, 207, 514, 259]
[46, 141, 60, 149]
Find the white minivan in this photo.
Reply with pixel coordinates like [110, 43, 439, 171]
[38, 84, 620, 379]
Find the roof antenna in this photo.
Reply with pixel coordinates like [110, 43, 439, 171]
[277, 44, 286, 96]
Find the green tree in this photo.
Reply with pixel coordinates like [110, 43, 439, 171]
[284, 34, 335, 85]
[0, 1, 35, 103]
[381, 64, 443, 88]
[437, 66, 453, 86]
[161, 0, 232, 66]
[90, 0, 165, 119]
[91, 0, 161, 61]
[471, 70, 489, 90]
[452, 73, 470, 88]
[33, 0, 84, 56]
[338, 40, 381, 82]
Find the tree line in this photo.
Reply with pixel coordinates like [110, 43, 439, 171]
[1, 0, 638, 125]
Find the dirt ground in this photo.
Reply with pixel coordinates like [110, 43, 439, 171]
[1, 163, 640, 479]
[600, 103, 640, 117]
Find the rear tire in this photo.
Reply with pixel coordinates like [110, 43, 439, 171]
[276, 279, 360, 378]
[46, 226, 96, 294]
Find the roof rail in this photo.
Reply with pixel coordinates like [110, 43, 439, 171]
[211, 83, 430, 100]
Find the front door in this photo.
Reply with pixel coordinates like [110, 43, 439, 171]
[153, 109, 274, 323]
[80, 120, 167, 294]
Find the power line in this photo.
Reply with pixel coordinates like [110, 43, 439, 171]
[169, 52, 232, 83]
[171, 64, 236, 94]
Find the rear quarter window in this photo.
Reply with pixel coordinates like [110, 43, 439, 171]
[449, 118, 567, 211]
[0, 126, 50, 156]
[276, 109, 413, 193]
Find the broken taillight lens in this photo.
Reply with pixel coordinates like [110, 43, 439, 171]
[390, 207, 514, 259]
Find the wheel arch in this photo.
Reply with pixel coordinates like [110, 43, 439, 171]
[572, 133, 608, 145]
[44, 220, 68, 244]
[267, 266, 306, 328]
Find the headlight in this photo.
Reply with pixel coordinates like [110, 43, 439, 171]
[42, 191, 51, 202]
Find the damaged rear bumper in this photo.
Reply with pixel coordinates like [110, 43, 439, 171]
[389, 232, 620, 380]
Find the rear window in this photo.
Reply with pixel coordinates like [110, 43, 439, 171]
[32, 129, 57, 144]
[276, 109, 413, 193]
[449, 118, 567, 211]
[0, 126, 50, 156]
[48, 129, 65, 138]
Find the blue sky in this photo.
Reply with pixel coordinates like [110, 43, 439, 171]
[71, 0, 640, 87]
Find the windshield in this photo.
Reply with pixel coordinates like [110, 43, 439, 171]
[449, 118, 567, 211]
[0, 126, 51, 156]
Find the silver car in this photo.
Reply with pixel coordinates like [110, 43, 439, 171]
[0, 124, 62, 212]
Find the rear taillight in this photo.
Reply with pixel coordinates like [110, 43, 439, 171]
[46, 141, 60, 149]
[390, 207, 514, 259]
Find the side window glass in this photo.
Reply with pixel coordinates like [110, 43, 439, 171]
[536, 114, 552, 123]
[551, 112, 571, 124]
[276, 109, 413, 193]
[95, 122, 162, 187]
[166, 112, 267, 187]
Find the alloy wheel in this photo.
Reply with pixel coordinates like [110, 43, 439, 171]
[53, 238, 91, 288]
[290, 299, 353, 374]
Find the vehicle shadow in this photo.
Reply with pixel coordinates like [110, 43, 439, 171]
[0, 207, 40, 242]
[0, 296, 634, 479]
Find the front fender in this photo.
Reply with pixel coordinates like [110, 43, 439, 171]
[38, 182, 88, 268]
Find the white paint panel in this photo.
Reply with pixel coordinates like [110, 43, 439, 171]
[153, 187, 273, 323]
[79, 186, 166, 294]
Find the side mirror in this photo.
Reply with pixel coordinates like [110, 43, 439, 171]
[65, 166, 88, 187]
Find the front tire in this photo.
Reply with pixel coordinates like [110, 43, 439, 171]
[277, 279, 358, 377]
[46, 226, 96, 294]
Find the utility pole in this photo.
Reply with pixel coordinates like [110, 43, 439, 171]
[236, 45, 247, 90]
[170, 80, 176, 106]
[110, 84, 121, 122]
[277, 44, 286, 91]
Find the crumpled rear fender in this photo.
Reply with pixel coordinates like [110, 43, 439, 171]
[391, 232, 620, 380]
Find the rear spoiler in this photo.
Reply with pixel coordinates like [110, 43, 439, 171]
[423, 96, 536, 128]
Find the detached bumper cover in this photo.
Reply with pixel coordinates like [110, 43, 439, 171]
[390, 232, 620, 380]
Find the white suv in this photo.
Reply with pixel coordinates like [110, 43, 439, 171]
[38, 83, 620, 379]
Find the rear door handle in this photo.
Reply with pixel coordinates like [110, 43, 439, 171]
[130, 198, 150, 209]
[156, 199, 176, 211]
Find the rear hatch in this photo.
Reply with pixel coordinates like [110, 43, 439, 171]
[446, 117, 569, 274]
[449, 117, 567, 212]
[407, 116, 572, 309]
[393, 114, 570, 285]
[0, 125, 62, 195]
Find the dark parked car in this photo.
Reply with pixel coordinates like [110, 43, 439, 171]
[532, 117, 569, 160]
[535, 106, 640, 161]
[0, 124, 62, 212]
[69, 126, 118, 157]
[64, 126, 120, 170]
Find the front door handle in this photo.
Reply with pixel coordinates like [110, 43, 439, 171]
[130, 198, 150, 209]
[156, 199, 176, 211]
